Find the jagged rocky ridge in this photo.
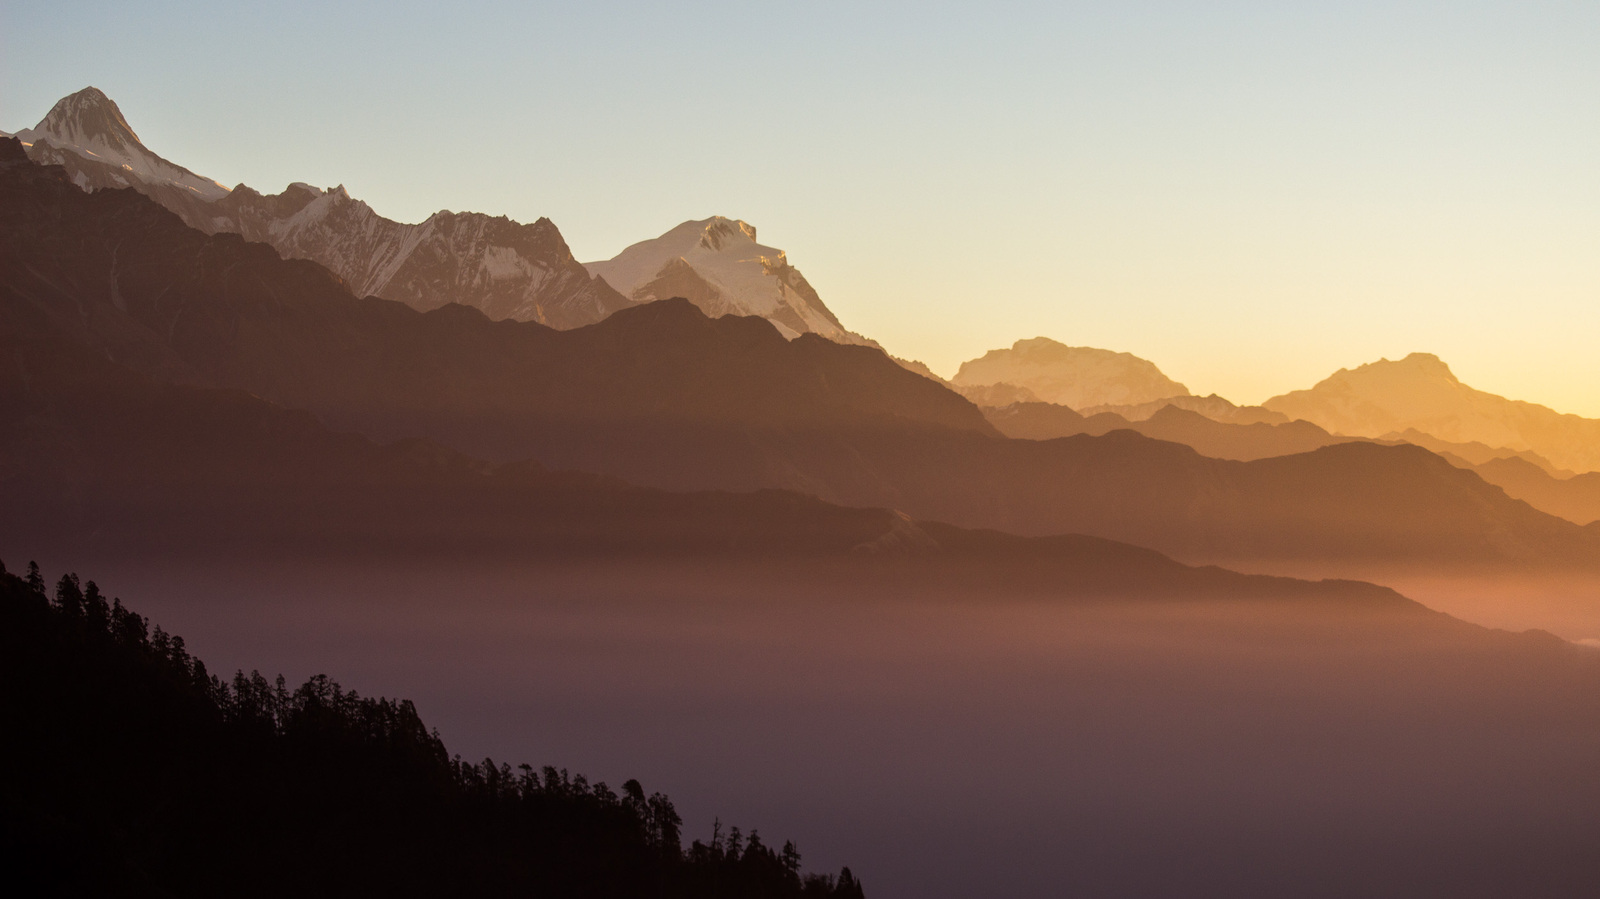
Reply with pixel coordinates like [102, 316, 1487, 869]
[13, 88, 630, 330]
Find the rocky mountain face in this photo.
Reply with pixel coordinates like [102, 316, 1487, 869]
[585, 217, 874, 345]
[953, 337, 1191, 409]
[12, 87, 631, 330]
[205, 183, 629, 327]
[1264, 353, 1600, 474]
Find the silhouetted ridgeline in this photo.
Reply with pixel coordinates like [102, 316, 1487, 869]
[0, 561, 864, 899]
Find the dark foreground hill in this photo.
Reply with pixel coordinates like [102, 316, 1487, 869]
[0, 563, 866, 898]
[3, 139, 1596, 572]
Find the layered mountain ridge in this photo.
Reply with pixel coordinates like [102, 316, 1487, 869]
[6, 136, 1597, 574]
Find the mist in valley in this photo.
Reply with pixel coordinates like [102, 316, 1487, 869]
[28, 553, 1596, 899]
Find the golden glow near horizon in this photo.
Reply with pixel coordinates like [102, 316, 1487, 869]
[5, 2, 1597, 415]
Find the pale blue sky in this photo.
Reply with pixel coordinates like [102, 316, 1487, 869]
[4, 1, 1598, 412]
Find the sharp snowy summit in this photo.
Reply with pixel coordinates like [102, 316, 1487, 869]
[586, 217, 873, 345]
[14, 87, 230, 202]
[9, 88, 874, 342]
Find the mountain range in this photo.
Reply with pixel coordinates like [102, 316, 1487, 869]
[6, 136, 1597, 573]
[10, 87, 855, 340]
[17, 87, 1600, 488]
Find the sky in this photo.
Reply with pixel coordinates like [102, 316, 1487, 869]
[4, 1, 1598, 414]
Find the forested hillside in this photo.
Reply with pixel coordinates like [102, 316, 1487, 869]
[0, 561, 865, 899]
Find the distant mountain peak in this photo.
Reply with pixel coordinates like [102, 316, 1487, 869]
[32, 86, 143, 151]
[1266, 353, 1600, 473]
[17, 86, 230, 201]
[1011, 337, 1071, 352]
[586, 216, 871, 346]
[1325, 353, 1461, 386]
[1391, 352, 1457, 380]
[953, 339, 1190, 409]
[698, 217, 759, 251]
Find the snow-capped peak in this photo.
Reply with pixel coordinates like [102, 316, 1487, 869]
[698, 217, 759, 252]
[584, 217, 867, 345]
[28, 87, 144, 154]
[15, 86, 230, 201]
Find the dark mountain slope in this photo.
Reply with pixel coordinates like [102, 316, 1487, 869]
[0, 328, 1421, 608]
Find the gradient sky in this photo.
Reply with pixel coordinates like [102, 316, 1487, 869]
[5, 1, 1598, 414]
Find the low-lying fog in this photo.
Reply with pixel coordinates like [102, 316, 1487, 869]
[1209, 557, 1600, 643]
[27, 555, 1600, 898]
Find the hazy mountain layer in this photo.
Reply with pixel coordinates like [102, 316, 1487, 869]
[1078, 393, 1289, 425]
[1265, 353, 1600, 474]
[953, 338, 1190, 409]
[586, 217, 872, 344]
[1470, 458, 1600, 527]
[1377, 428, 1569, 476]
[2, 316, 1408, 610]
[952, 382, 1043, 406]
[13, 87, 631, 330]
[985, 403, 1352, 462]
[985, 399, 1600, 528]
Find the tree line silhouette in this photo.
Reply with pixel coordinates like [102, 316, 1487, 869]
[0, 560, 865, 898]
